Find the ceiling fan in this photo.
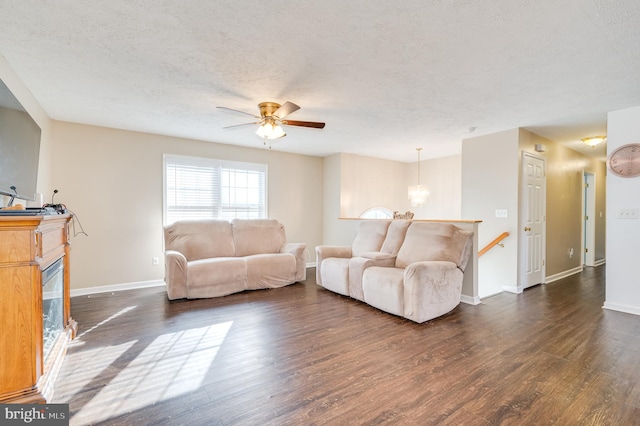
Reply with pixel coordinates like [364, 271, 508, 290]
[217, 101, 325, 141]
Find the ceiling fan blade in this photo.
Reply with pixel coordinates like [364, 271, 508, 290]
[217, 106, 260, 119]
[283, 120, 325, 129]
[223, 121, 261, 129]
[274, 101, 300, 119]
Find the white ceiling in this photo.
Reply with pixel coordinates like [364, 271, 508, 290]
[2, 1, 639, 162]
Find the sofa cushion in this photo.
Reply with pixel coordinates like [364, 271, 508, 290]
[352, 220, 391, 257]
[186, 257, 247, 298]
[164, 220, 235, 261]
[232, 219, 286, 256]
[396, 223, 464, 268]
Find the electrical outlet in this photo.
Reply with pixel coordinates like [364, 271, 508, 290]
[152, 257, 160, 266]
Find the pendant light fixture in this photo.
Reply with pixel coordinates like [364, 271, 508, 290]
[408, 148, 429, 207]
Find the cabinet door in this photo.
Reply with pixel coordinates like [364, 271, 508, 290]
[0, 266, 35, 398]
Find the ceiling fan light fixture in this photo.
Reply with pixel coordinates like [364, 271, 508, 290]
[581, 136, 606, 147]
[256, 121, 286, 139]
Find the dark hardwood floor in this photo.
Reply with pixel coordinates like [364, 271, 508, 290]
[53, 266, 640, 425]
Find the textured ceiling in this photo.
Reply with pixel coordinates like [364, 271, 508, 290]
[2, 1, 639, 162]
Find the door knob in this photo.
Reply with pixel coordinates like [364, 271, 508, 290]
[524, 226, 531, 232]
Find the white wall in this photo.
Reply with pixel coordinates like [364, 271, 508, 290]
[51, 121, 324, 290]
[605, 105, 640, 315]
[462, 129, 520, 298]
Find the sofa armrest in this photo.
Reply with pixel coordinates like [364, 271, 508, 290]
[281, 242, 307, 281]
[403, 261, 464, 323]
[315, 245, 352, 285]
[165, 250, 188, 300]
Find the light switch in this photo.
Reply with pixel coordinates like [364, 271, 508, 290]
[495, 209, 508, 218]
[617, 208, 639, 219]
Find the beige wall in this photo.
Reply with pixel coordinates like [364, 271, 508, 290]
[321, 152, 463, 247]
[411, 155, 462, 219]
[323, 154, 358, 246]
[339, 153, 408, 218]
[51, 121, 323, 290]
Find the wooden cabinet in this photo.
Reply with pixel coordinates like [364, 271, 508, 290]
[0, 214, 77, 403]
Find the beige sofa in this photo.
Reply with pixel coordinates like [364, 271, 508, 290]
[163, 219, 306, 300]
[316, 220, 473, 323]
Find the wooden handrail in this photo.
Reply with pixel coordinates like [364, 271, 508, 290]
[478, 232, 510, 257]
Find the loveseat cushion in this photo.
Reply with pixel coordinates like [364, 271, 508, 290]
[379, 219, 411, 255]
[164, 220, 235, 261]
[352, 220, 391, 257]
[232, 219, 286, 256]
[396, 223, 468, 269]
[362, 266, 405, 317]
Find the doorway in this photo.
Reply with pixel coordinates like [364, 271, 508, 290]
[583, 172, 596, 267]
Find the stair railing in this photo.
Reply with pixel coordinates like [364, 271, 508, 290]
[478, 232, 510, 257]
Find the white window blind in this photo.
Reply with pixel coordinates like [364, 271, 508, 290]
[163, 154, 267, 224]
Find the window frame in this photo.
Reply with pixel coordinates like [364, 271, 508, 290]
[359, 207, 393, 219]
[163, 153, 268, 225]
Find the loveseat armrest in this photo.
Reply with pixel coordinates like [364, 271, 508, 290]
[348, 255, 397, 301]
[315, 245, 352, 285]
[360, 251, 396, 261]
[281, 242, 307, 281]
[403, 261, 464, 323]
[165, 250, 188, 300]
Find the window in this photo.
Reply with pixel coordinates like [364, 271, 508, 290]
[360, 207, 393, 219]
[163, 154, 267, 224]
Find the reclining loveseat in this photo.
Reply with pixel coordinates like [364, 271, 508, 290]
[316, 220, 473, 323]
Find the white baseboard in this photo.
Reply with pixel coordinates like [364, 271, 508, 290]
[603, 301, 640, 316]
[71, 265, 320, 298]
[594, 258, 606, 267]
[481, 289, 506, 300]
[502, 285, 522, 294]
[70, 279, 165, 297]
[461, 294, 481, 305]
[545, 266, 583, 284]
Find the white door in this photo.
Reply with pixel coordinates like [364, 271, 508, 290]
[520, 153, 546, 290]
[583, 173, 596, 266]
